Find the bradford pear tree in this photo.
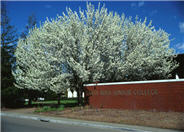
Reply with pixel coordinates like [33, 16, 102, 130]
[14, 13, 38, 106]
[13, 3, 126, 105]
[14, 3, 178, 106]
[13, 33, 46, 105]
[57, 3, 129, 104]
[121, 17, 178, 81]
[57, 4, 177, 103]
[13, 21, 71, 105]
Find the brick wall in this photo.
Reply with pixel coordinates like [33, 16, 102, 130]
[84, 80, 184, 112]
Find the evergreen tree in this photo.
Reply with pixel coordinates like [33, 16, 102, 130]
[1, 2, 23, 107]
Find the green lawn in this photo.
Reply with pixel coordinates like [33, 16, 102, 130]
[25, 99, 77, 105]
[29, 99, 78, 112]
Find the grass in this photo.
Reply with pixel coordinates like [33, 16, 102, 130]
[34, 105, 65, 113]
[25, 99, 77, 105]
[33, 99, 77, 104]
[29, 99, 78, 113]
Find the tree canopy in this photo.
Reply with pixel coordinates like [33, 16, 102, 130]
[13, 3, 178, 105]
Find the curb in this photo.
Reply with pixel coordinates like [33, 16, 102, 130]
[1, 112, 151, 132]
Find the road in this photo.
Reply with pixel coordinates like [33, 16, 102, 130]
[1, 116, 121, 132]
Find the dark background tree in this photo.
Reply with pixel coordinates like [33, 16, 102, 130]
[20, 13, 37, 40]
[171, 53, 184, 79]
[1, 2, 24, 108]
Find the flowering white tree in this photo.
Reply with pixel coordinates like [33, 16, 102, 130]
[58, 3, 128, 104]
[121, 17, 178, 81]
[14, 3, 178, 105]
[13, 25, 71, 105]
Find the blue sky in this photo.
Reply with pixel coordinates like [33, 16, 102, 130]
[3, 1, 184, 54]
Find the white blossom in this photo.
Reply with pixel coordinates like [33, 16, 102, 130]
[13, 3, 178, 100]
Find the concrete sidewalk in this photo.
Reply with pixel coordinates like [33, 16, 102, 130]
[1, 111, 183, 132]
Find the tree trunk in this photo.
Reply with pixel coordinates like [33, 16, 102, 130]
[77, 89, 83, 106]
[57, 93, 61, 106]
[77, 90, 80, 105]
[28, 98, 32, 106]
[77, 89, 84, 106]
